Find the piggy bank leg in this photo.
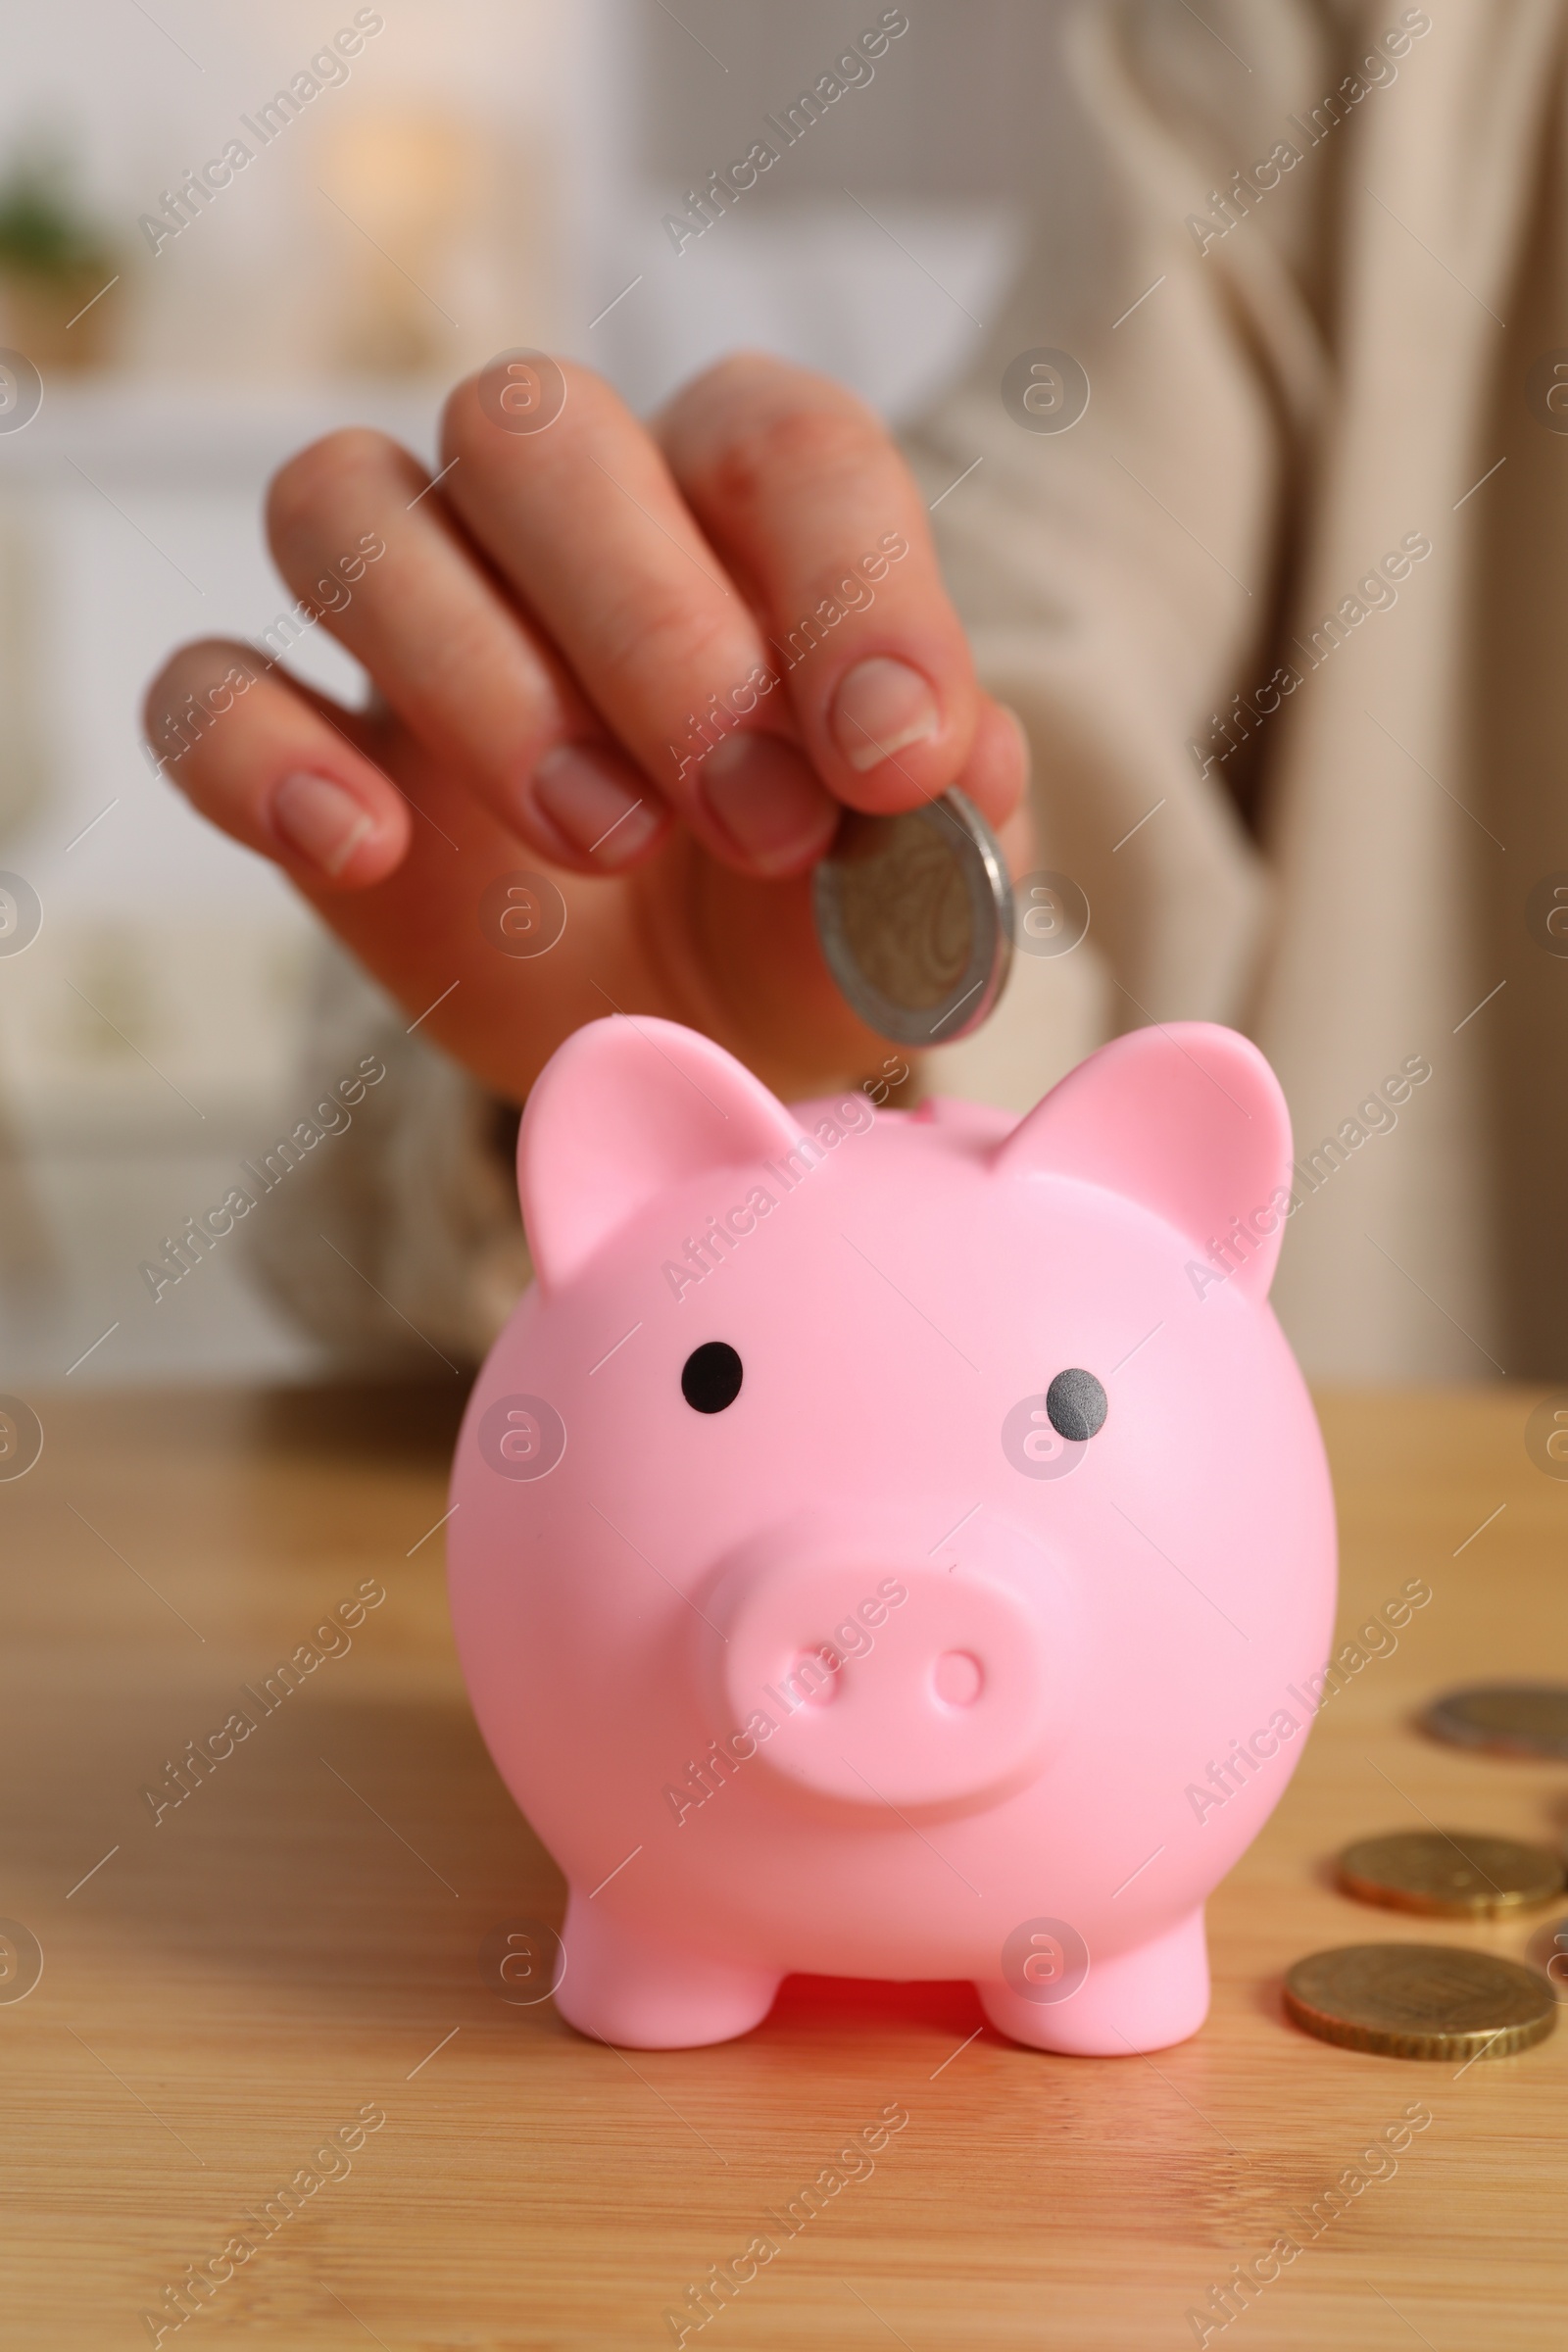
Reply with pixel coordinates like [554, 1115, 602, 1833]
[553, 1890, 782, 2049]
[975, 1906, 1209, 2056]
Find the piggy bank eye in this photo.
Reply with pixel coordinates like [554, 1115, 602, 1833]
[1046, 1368, 1106, 1443]
[682, 1342, 744, 1414]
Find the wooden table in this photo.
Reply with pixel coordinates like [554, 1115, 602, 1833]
[5, 1385, 1566, 2349]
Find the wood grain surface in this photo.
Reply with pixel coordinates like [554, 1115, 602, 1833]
[4, 1383, 1566, 2349]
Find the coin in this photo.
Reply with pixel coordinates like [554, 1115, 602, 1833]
[1284, 1942, 1557, 2060]
[1422, 1682, 1568, 1759]
[1337, 1830, 1564, 1917]
[812, 791, 1013, 1047]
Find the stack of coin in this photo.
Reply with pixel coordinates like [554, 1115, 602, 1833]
[1283, 1682, 1568, 2058]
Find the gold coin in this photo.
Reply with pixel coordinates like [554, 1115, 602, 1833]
[1284, 1943, 1557, 2060]
[1423, 1683, 1568, 1759]
[1337, 1830, 1565, 1917]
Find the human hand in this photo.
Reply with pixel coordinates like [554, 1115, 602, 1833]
[145, 353, 1028, 1104]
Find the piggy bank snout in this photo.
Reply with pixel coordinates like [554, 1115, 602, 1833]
[713, 1554, 1054, 1811]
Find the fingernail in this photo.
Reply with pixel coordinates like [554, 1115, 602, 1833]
[272, 770, 376, 877]
[831, 657, 941, 772]
[700, 732, 838, 873]
[532, 744, 662, 863]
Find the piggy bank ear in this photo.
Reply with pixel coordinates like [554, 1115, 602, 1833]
[992, 1022, 1294, 1298]
[517, 1015, 803, 1292]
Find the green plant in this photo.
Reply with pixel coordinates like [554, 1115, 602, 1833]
[0, 153, 113, 282]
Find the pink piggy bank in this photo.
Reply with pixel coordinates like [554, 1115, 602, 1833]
[448, 1015, 1336, 2053]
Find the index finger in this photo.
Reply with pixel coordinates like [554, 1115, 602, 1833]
[656, 354, 999, 817]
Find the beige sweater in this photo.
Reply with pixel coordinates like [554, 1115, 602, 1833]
[253, 0, 1568, 1382]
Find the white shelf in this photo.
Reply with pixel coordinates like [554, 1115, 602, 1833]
[0, 376, 445, 486]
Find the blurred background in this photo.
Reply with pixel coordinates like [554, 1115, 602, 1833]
[0, 0, 1095, 1389]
